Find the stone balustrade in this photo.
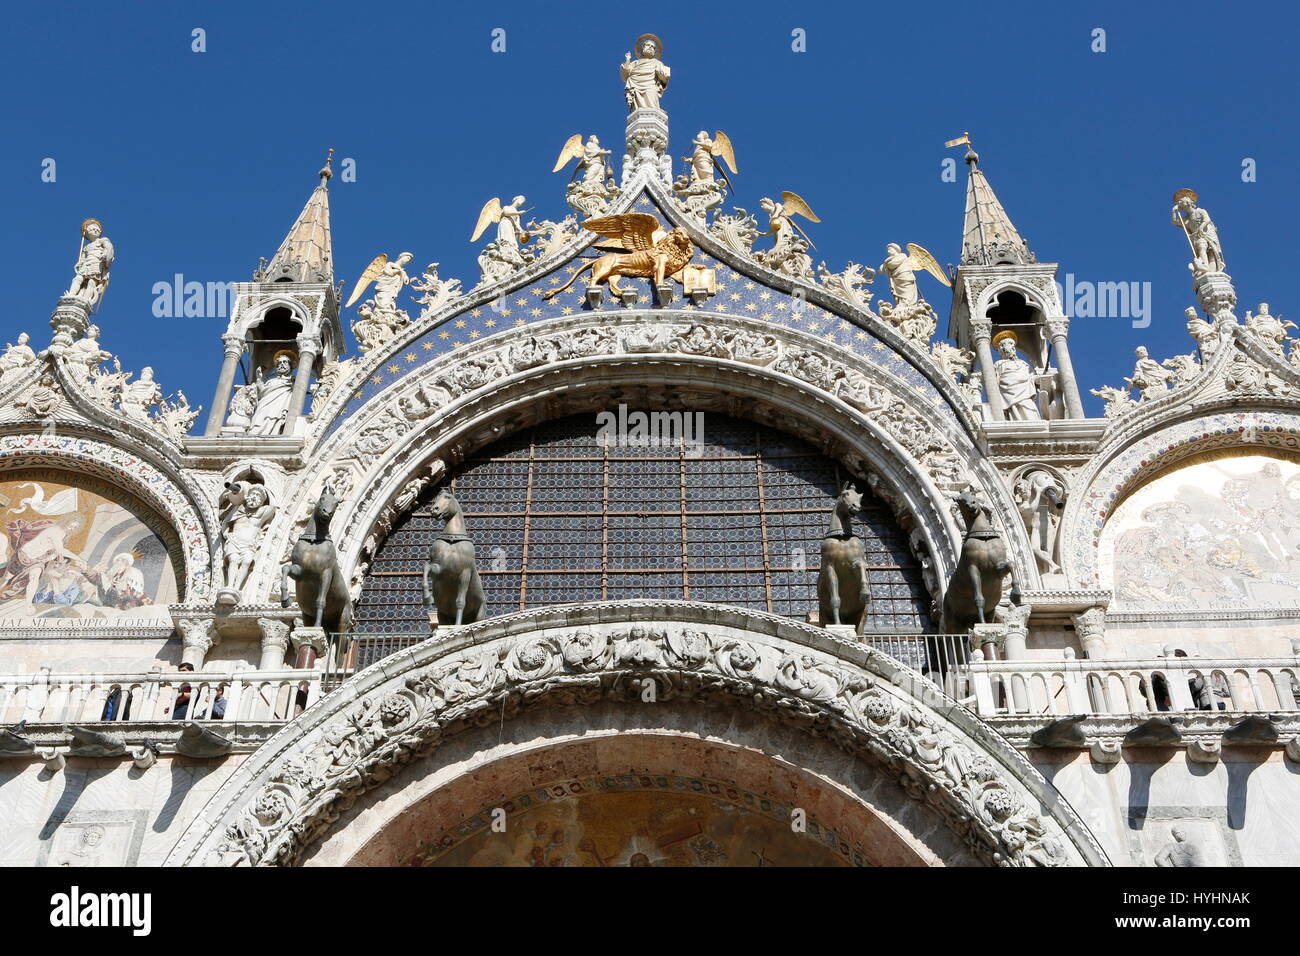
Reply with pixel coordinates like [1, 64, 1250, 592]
[963, 652, 1300, 717]
[0, 667, 322, 726]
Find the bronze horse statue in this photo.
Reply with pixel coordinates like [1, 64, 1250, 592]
[422, 487, 485, 626]
[941, 488, 1020, 634]
[281, 488, 353, 635]
[818, 482, 871, 635]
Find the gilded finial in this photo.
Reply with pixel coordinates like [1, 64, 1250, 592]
[945, 131, 977, 166]
[319, 147, 334, 184]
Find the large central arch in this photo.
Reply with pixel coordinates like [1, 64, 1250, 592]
[165, 601, 1110, 867]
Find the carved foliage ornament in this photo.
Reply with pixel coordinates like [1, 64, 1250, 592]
[208, 624, 1072, 868]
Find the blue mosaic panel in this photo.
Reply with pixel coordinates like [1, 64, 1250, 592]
[354, 413, 935, 633]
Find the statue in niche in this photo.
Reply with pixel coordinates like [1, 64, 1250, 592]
[219, 481, 276, 600]
[1171, 189, 1225, 276]
[621, 34, 669, 111]
[1014, 469, 1065, 574]
[64, 218, 114, 310]
[247, 351, 296, 436]
[992, 332, 1042, 420]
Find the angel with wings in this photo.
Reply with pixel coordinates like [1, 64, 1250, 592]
[554, 137, 616, 217]
[471, 196, 529, 249]
[685, 131, 737, 189]
[65, 218, 114, 311]
[542, 213, 693, 299]
[345, 252, 414, 313]
[878, 243, 950, 310]
[759, 192, 819, 253]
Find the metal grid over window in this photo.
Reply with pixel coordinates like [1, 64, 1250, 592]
[354, 414, 933, 633]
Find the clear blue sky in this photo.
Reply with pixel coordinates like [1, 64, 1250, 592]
[1, 0, 1296, 417]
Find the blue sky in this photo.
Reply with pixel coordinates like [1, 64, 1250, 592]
[1, 0, 1296, 418]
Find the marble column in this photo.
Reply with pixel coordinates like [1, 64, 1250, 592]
[1045, 317, 1085, 419]
[178, 619, 217, 669]
[970, 318, 1005, 420]
[283, 334, 320, 434]
[204, 334, 246, 436]
[257, 618, 291, 671]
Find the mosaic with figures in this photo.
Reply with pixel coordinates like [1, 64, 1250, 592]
[355, 414, 933, 633]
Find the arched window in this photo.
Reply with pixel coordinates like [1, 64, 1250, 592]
[355, 414, 933, 634]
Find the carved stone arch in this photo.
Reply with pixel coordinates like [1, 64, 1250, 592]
[235, 293, 311, 338]
[308, 348, 973, 613]
[163, 601, 1110, 867]
[0, 432, 216, 600]
[972, 276, 1059, 323]
[1058, 408, 1300, 587]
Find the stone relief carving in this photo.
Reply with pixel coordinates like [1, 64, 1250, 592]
[205, 620, 1072, 868]
[0, 333, 36, 386]
[817, 261, 875, 310]
[709, 208, 759, 255]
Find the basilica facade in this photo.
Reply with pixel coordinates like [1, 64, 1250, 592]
[1, 37, 1297, 868]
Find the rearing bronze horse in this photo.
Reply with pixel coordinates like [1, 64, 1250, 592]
[819, 482, 871, 635]
[941, 488, 1020, 634]
[281, 488, 353, 635]
[422, 488, 485, 626]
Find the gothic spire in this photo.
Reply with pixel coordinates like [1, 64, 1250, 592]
[263, 149, 334, 283]
[957, 139, 1034, 267]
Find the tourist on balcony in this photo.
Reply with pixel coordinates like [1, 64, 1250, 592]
[171, 682, 193, 720]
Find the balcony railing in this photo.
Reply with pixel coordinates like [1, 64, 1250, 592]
[962, 653, 1300, 717]
[0, 667, 323, 725]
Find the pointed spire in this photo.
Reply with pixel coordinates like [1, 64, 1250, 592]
[263, 149, 334, 283]
[954, 137, 1034, 267]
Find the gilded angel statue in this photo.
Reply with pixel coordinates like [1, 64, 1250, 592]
[759, 192, 820, 252]
[878, 243, 950, 309]
[554, 136, 616, 217]
[685, 131, 737, 188]
[345, 252, 414, 312]
[471, 196, 530, 249]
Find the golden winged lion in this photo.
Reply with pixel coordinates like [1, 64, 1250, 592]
[543, 213, 693, 299]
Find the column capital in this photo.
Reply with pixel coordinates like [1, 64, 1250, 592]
[295, 334, 323, 356]
[969, 318, 993, 341]
[1045, 316, 1070, 339]
[221, 333, 245, 355]
[177, 618, 218, 668]
[1071, 606, 1107, 658]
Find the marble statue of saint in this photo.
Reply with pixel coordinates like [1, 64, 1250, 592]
[621, 35, 669, 111]
[64, 325, 111, 375]
[65, 219, 114, 310]
[248, 352, 296, 436]
[221, 484, 276, 594]
[1172, 189, 1225, 275]
[0, 333, 35, 377]
[1126, 346, 1172, 400]
[1153, 827, 1205, 867]
[120, 366, 162, 418]
[994, 336, 1041, 420]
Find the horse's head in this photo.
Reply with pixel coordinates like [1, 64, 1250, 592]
[314, 488, 338, 526]
[835, 482, 863, 518]
[954, 488, 988, 526]
[431, 487, 461, 521]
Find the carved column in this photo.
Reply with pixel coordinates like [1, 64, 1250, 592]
[1003, 603, 1032, 711]
[290, 625, 328, 670]
[49, 296, 91, 357]
[178, 619, 217, 669]
[970, 318, 1005, 419]
[1045, 317, 1084, 419]
[257, 618, 291, 671]
[1073, 606, 1107, 659]
[283, 334, 321, 435]
[204, 334, 246, 436]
